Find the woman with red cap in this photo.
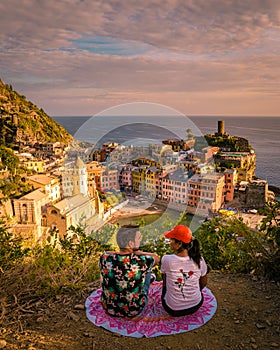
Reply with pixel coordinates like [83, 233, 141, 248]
[161, 225, 207, 316]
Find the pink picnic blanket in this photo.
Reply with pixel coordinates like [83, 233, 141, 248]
[85, 281, 217, 337]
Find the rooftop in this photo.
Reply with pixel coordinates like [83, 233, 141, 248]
[18, 189, 48, 201]
[28, 174, 58, 185]
[53, 194, 92, 214]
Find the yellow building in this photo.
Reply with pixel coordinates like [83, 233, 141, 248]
[145, 166, 158, 198]
[25, 159, 45, 173]
[132, 166, 147, 193]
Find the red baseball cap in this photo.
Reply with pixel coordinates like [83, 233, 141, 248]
[164, 225, 192, 243]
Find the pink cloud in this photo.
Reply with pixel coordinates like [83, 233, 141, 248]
[0, 0, 279, 116]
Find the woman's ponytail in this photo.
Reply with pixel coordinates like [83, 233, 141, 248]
[185, 238, 202, 268]
[174, 237, 202, 268]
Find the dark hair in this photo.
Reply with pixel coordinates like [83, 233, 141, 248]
[116, 225, 140, 249]
[173, 237, 202, 268]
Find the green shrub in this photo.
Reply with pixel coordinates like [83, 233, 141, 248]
[1, 201, 279, 306]
[197, 213, 280, 281]
[257, 201, 280, 280]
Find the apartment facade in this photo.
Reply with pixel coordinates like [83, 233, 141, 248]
[28, 174, 61, 203]
[119, 165, 135, 192]
[101, 167, 119, 192]
[223, 169, 237, 203]
[86, 161, 103, 194]
[186, 173, 225, 216]
[161, 169, 189, 204]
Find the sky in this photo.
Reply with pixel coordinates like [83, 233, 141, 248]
[0, 0, 279, 117]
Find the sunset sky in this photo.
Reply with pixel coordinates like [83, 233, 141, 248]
[0, 0, 279, 117]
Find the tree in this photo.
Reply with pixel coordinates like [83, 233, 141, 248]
[0, 146, 19, 174]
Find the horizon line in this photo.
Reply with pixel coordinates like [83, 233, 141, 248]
[52, 115, 280, 118]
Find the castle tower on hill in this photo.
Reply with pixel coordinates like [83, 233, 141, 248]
[218, 120, 225, 135]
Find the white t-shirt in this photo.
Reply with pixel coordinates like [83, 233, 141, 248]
[161, 254, 207, 310]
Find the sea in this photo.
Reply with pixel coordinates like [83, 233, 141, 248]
[52, 115, 280, 188]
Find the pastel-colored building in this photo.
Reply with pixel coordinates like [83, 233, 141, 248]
[86, 161, 119, 194]
[194, 146, 219, 163]
[119, 165, 135, 192]
[145, 166, 158, 198]
[28, 174, 61, 203]
[187, 173, 225, 216]
[101, 166, 119, 192]
[131, 166, 147, 193]
[25, 159, 45, 173]
[86, 161, 103, 194]
[17, 152, 46, 173]
[162, 169, 189, 204]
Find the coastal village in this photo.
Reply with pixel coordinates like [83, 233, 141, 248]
[1, 4, 280, 348]
[1, 96, 279, 350]
[0, 109, 275, 239]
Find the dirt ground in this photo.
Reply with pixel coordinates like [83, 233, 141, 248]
[1, 272, 279, 350]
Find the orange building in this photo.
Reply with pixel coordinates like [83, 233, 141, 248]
[86, 161, 102, 196]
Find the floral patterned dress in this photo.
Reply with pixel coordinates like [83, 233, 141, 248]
[99, 252, 154, 318]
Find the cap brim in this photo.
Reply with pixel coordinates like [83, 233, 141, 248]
[164, 230, 174, 239]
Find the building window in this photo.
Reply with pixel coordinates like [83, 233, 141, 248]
[22, 204, 28, 223]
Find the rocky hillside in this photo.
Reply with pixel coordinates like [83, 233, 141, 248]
[0, 79, 72, 146]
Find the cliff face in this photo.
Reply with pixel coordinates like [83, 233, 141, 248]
[0, 79, 72, 146]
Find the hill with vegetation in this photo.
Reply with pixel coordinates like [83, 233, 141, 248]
[0, 79, 72, 147]
[204, 134, 252, 152]
[194, 133, 253, 153]
[0, 201, 279, 348]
